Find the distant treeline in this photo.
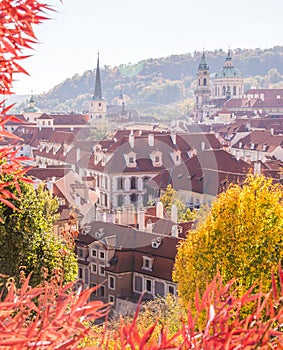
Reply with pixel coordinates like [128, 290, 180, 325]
[15, 46, 283, 115]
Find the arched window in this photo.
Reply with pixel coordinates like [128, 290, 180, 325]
[222, 86, 226, 96]
[233, 86, 236, 96]
[130, 177, 137, 190]
[117, 194, 123, 207]
[130, 193, 137, 203]
[203, 78, 207, 86]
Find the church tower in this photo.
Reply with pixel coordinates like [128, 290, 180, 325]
[89, 53, 107, 120]
[212, 49, 244, 100]
[194, 52, 211, 122]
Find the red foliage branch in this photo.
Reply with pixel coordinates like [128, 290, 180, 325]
[106, 265, 283, 349]
[0, 0, 54, 95]
[0, 0, 55, 215]
[0, 275, 109, 349]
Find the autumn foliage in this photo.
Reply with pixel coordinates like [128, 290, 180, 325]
[0, 0, 54, 214]
[0, 274, 109, 349]
[0, 1, 283, 348]
[174, 175, 283, 308]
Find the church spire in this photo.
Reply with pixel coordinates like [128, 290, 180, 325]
[198, 51, 209, 71]
[93, 52, 102, 99]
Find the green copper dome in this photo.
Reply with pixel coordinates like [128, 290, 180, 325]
[214, 50, 242, 79]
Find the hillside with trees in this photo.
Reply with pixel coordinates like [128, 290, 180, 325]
[14, 46, 283, 117]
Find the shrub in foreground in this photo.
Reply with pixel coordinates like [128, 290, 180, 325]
[1, 266, 282, 349]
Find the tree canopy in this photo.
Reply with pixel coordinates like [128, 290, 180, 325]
[173, 175, 283, 307]
[0, 182, 78, 286]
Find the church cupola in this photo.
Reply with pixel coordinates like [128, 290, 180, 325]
[212, 49, 244, 100]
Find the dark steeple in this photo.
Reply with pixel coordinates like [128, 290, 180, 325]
[93, 52, 102, 100]
[198, 51, 209, 71]
[223, 48, 234, 68]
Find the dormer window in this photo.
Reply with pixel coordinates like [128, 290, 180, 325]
[250, 143, 255, 150]
[125, 152, 137, 168]
[172, 150, 182, 165]
[142, 256, 154, 271]
[150, 150, 162, 167]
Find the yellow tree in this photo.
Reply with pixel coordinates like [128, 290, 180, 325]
[160, 184, 185, 220]
[173, 175, 283, 307]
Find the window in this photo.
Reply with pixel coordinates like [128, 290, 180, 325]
[78, 267, 83, 279]
[91, 264, 97, 273]
[77, 248, 84, 258]
[168, 285, 176, 295]
[85, 268, 89, 284]
[117, 194, 123, 207]
[109, 276, 115, 290]
[91, 249, 97, 258]
[203, 78, 207, 86]
[98, 102, 102, 107]
[117, 177, 123, 190]
[233, 86, 236, 96]
[100, 285, 105, 297]
[99, 265, 105, 276]
[130, 193, 137, 203]
[126, 152, 137, 167]
[90, 283, 97, 296]
[99, 251, 105, 260]
[155, 281, 165, 297]
[109, 295, 115, 303]
[134, 275, 142, 292]
[142, 256, 153, 271]
[145, 279, 152, 293]
[130, 176, 137, 189]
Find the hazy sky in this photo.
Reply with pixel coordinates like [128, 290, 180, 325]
[13, 0, 283, 95]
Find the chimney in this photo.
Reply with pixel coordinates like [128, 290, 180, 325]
[171, 224, 178, 237]
[129, 130, 135, 148]
[116, 209, 122, 225]
[148, 134, 154, 147]
[146, 219, 153, 233]
[156, 201, 164, 219]
[270, 128, 274, 136]
[171, 203, 178, 223]
[253, 161, 261, 175]
[138, 210, 145, 231]
[76, 147, 80, 162]
[235, 150, 240, 161]
[170, 133, 176, 145]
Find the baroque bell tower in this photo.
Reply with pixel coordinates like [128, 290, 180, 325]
[194, 52, 211, 122]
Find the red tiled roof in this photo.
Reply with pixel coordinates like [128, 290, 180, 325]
[233, 130, 283, 152]
[149, 149, 252, 195]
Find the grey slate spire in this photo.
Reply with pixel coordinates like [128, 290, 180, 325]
[93, 52, 102, 99]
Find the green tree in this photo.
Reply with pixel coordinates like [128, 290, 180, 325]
[173, 175, 283, 308]
[160, 184, 185, 221]
[0, 182, 78, 287]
